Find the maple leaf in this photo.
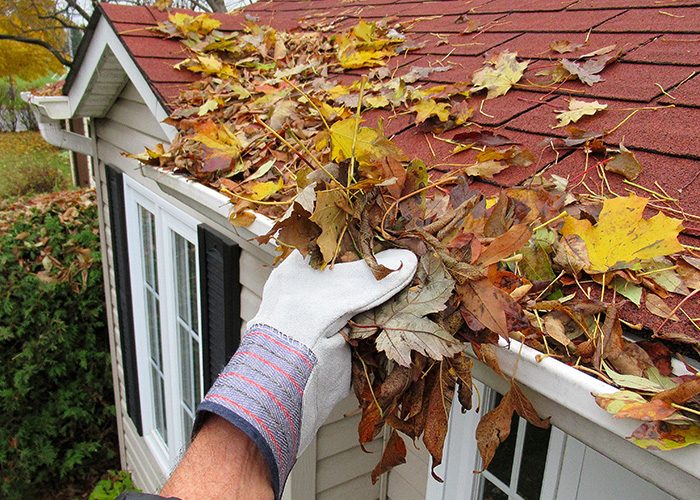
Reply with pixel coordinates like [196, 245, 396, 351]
[309, 190, 348, 263]
[423, 362, 455, 479]
[327, 117, 405, 167]
[451, 100, 474, 125]
[248, 178, 283, 201]
[554, 99, 607, 128]
[560, 195, 684, 273]
[362, 254, 462, 367]
[410, 99, 450, 123]
[463, 160, 509, 179]
[168, 12, 221, 38]
[471, 51, 529, 99]
[336, 21, 404, 69]
[594, 391, 680, 422]
[559, 52, 617, 86]
[630, 421, 700, 451]
[549, 40, 583, 54]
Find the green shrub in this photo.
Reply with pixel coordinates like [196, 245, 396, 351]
[0, 189, 117, 499]
[89, 470, 140, 500]
[0, 131, 71, 201]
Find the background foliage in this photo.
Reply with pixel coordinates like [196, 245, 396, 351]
[0, 131, 71, 199]
[0, 189, 118, 499]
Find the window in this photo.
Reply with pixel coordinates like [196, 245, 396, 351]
[124, 177, 203, 472]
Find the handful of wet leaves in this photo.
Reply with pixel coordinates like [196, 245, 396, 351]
[133, 12, 700, 481]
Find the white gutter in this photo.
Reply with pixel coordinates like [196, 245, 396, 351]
[137, 165, 699, 499]
[22, 93, 93, 156]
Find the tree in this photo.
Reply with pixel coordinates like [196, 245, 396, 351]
[0, 0, 68, 79]
[0, 0, 233, 72]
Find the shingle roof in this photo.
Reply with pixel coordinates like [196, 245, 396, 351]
[93, 0, 699, 336]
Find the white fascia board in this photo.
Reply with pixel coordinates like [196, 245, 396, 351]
[66, 16, 176, 142]
[471, 338, 699, 498]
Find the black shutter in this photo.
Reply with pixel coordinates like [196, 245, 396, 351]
[105, 165, 142, 435]
[198, 225, 242, 391]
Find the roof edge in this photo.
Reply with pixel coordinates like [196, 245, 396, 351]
[63, 5, 104, 95]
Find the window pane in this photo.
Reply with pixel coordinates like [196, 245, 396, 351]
[139, 206, 158, 290]
[182, 407, 194, 441]
[151, 365, 167, 444]
[188, 241, 198, 333]
[174, 235, 189, 322]
[517, 423, 551, 499]
[172, 231, 202, 428]
[179, 323, 193, 411]
[486, 395, 518, 485]
[193, 339, 201, 405]
[146, 290, 162, 368]
[483, 479, 508, 500]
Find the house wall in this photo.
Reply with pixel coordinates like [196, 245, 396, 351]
[94, 81, 422, 498]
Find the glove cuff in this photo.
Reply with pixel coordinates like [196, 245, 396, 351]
[194, 324, 317, 499]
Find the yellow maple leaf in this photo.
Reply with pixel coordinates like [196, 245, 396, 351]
[554, 99, 607, 128]
[328, 118, 405, 167]
[471, 51, 529, 99]
[560, 195, 684, 273]
[169, 13, 221, 37]
[249, 178, 284, 201]
[410, 99, 450, 123]
[310, 190, 348, 263]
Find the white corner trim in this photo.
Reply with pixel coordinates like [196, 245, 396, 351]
[66, 16, 177, 141]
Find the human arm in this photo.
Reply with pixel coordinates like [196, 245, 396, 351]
[161, 249, 417, 499]
[160, 415, 273, 500]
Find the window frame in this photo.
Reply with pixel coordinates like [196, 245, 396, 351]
[123, 176, 203, 473]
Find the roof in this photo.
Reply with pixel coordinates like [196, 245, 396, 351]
[92, 1, 700, 225]
[73, 1, 699, 338]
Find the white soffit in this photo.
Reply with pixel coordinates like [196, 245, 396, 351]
[67, 15, 177, 142]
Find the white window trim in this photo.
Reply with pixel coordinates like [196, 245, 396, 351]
[123, 176, 203, 474]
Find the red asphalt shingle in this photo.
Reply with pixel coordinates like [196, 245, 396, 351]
[594, 7, 700, 33]
[661, 73, 700, 107]
[623, 34, 700, 66]
[94, 0, 699, 249]
[499, 32, 655, 59]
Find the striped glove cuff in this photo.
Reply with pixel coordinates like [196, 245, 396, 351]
[195, 324, 317, 499]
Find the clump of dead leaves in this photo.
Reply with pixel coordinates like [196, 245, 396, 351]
[133, 12, 700, 481]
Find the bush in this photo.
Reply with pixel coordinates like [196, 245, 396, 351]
[0, 189, 118, 499]
[0, 131, 71, 200]
[89, 470, 140, 500]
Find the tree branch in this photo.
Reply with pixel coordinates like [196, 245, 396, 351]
[0, 34, 72, 67]
[64, 0, 91, 22]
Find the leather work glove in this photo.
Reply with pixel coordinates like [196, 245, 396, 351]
[195, 249, 418, 499]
